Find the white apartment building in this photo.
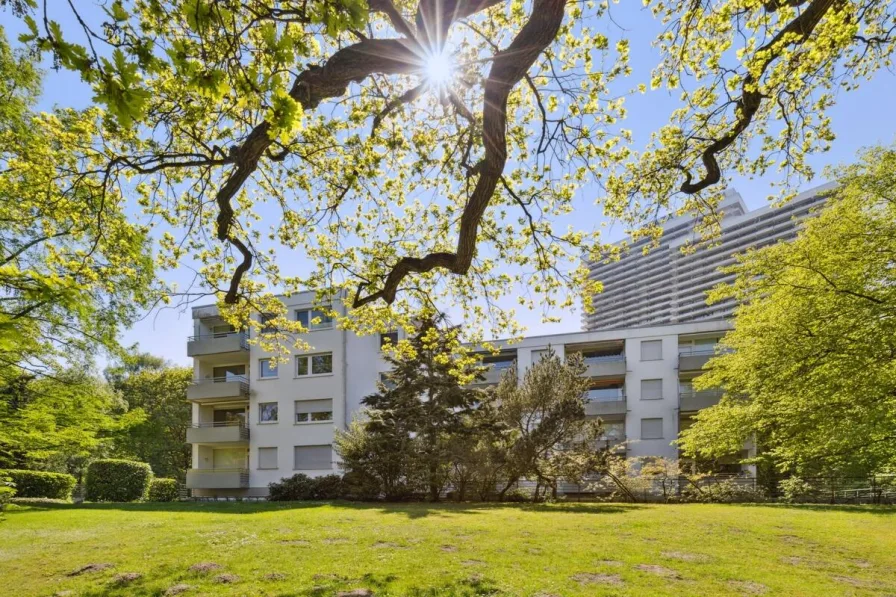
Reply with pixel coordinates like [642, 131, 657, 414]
[582, 184, 832, 330]
[185, 294, 742, 497]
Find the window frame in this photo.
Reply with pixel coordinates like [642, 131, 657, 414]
[295, 352, 334, 377]
[294, 306, 334, 331]
[640, 339, 663, 361]
[257, 447, 278, 470]
[258, 358, 278, 379]
[379, 331, 399, 349]
[640, 417, 664, 440]
[640, 378, 664, 401]
[258, 402, 279, 424]
[294, 399, 334, 425]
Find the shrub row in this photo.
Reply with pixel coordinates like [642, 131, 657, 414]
[85, 459, 153, 502]
[148, 478, 179, 502]
[268, 474, 345, 501]
[1, 470, 76, 500]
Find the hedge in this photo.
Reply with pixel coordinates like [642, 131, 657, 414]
[148, 478, 179, 502]
[268, 473, 345, 501]
[2, 470, 76, 500]
[85, 459, 153, 502]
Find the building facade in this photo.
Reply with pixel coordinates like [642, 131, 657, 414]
[582, 184, 832, 331]
[185, 295, 741, 497]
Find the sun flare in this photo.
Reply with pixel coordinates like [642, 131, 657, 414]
[423, 50, 455, 87]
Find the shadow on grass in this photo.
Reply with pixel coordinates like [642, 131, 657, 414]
[7, 499, 644, 518]
[74, 569, 505, 597]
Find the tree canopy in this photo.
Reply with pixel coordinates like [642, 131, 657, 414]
[3, 0, 892, 340]
[679, 145, 896, 476]
[0, 27, 157, 378]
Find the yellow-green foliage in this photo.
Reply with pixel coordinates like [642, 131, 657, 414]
[680, 145, 896, 475]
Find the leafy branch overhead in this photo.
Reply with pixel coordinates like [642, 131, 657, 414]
[7, 0, 894, 338]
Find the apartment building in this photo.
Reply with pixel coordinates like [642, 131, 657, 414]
[185, 295, 742, 497]
[582, 184, 832, 330]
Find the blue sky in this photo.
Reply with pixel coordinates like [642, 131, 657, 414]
[4, 4, 894, 366]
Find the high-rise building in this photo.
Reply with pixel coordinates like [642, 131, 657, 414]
[582, 184, 832, 331]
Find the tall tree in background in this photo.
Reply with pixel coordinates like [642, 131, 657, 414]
[679, 146, 896, 477]
[0, 369, 143, 478]
[107, 352, 192, 479]
[0, 28, 157, 380]
[2, 1, 892, 342]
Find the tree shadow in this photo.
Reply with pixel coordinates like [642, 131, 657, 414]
[7, 499, 645, 518]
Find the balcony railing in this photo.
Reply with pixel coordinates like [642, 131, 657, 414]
[586, 388, 625, 402]
[582, 353, 624, 364]
[186, 331, 249, 357]
[679, 389, 724, 411]
[186, 376, 250, 402]
[678, 345, 718, 357]
[186, 420, 249, 443]
[186, 468, 249, 489]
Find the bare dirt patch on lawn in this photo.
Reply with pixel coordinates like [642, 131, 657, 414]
[571, 572, 624, 586]
[67, 563, 113, 576]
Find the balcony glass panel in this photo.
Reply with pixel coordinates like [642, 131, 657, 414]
[586, 388, 625, 402]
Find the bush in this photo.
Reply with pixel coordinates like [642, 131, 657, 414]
[85, 459, 153, 502]
[268, 473, 347, 501]
[502, 488, 532, 503]
[269, 473, 317, 501]
[340, 470, 381, 501]
[148, 478, 179, 502]
[311, 475, 345, 500]
[2, 470, 76, 500]
[0, 474, 14, 510]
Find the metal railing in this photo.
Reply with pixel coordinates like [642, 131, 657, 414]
[586, 388, 625, 402]
[582, 353, 625, 364]
[191, 375, 249, 385]
[678, 345, 732, 357]
[485, 360, 516, 370]
[678, 389, 724, 399]
[192, 420, 247, 428]
[187, 331, 249, 349]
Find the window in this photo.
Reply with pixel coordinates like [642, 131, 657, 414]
[295, 307, 334, 331]
[380, 331, 399, 349]
[259, 358, 278, 379]
[295, 399, 333, 423]
[379, 372, 397, 390]
[258, 447, 278, 469]
[212, 364, 245, 382]
[294, 445, 332, 470]
[640, 340, 662, 361]
[213, 408, 245, 425]
[641, 379, 663, 400]
[641, 417, 664, 440]
[260, 313, 278, 333]
[211, 324, 235, 338]
[259, 402, 278, 423]
[296, 353, 333, 376]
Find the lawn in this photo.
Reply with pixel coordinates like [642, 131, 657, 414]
[0, 501, 894, 597]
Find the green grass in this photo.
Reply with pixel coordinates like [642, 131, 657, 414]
[1, 501, 894, 596]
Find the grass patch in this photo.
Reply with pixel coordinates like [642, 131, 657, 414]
[1, 501, 894, 596]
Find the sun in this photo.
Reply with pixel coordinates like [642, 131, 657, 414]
[423, 50, 455, 88]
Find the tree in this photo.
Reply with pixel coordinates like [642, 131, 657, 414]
[0, 369, 143, 478]
[679, 145, 896, 477]
[107, 354, 192, 480]
[336, 316, 485, 500]
[4, 0, 891, 340]
[0, 28, 157, 380]
[492, 350, 605, 500]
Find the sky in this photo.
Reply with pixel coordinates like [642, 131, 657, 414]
[4, 3, 895, 367]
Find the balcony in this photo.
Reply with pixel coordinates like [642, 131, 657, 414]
[187, 377, 249, 403]
[186, 421, 249, 445]
[582, 354, 626, 378]
[187, 331, 249, 361]
[596, 437, 627, 454]
[584, 388, 626, 417]
[679, 389, 723, 412]
[678, 346, 725, 372]
[186, 468, 249, 489]
[474, 361, 515, 385]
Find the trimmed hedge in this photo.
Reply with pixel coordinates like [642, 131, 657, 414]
[2, 470, 76, 500]
[148, 478, 179, 502]
[85, 459, 153, 502]
[268, 473, 345, 501]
